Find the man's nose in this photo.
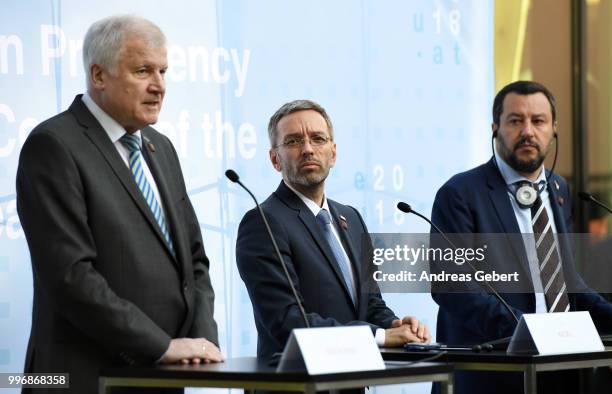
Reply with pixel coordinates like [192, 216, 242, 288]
[149, 71, 165, 94]
[300, 138, 315, 154]
[520, 120, 535, 138]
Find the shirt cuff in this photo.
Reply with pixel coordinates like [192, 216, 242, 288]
[375, 328, 385, 347]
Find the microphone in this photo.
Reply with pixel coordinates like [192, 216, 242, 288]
[404, 337, 511, 353]
[578, 191, 612, 215]
[225, 169, 310, 328]
[397, 203, 459, 254]
[225, 169, 239, 183]
[396, 202, 519, 324]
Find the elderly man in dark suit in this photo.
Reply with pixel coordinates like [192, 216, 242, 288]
[236, 100, 430, 360]
[16, 15, 222, 394]
[431, 80, 612, 394]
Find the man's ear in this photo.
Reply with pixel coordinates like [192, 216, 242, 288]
[492, 123, 498, 138]
[90, 64, 105, 90]
[269, 149, 282, 172]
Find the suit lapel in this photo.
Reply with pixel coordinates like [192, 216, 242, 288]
[141, 132, 181, 265]
[484, 158, 532, 280]
[70, 97, 177, 262]
[275, 182, 357, 309]
[328, 203, 363, 292]
[546, 175, 575, 293]
[547, 175, 568, 233]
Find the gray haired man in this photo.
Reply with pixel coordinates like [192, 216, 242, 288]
[17, 15, 222, 394]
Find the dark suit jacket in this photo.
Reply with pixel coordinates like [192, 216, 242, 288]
[430, 157, 612, 394]
[236, 181, 397, 359]
[16, 95, 218, 394]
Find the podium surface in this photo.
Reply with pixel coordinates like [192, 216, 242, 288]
[382, 347, 612, 394]
[99, 357, 453, 394]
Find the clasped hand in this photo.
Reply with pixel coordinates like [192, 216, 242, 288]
[160, 338, 225, 365]
[384, 316, 431, 347]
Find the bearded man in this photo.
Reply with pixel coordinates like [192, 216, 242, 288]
[430, 80, 612, 394]
[236, 100, 431, 360]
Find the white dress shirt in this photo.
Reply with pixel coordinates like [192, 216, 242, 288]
[494, 153, 560, 313]
[81, 93, 168, 220]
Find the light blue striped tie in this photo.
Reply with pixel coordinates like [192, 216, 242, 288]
[316, 209, 357, 305]
[119, 133, 174, 254]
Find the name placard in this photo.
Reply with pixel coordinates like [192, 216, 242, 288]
[277, 326, 385, 374]
[508, 311, 604, 355]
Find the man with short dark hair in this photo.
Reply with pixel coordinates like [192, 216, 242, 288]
[431, 80, 612, 394]
[17, 15, 222, 394]
[236, 99, 430, 361]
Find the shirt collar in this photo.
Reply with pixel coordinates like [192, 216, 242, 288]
[283, 180, 331, 218]
[494, 149, 546, 188]
[81, 93, 142, 147]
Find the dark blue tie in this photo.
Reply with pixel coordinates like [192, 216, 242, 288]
[316, 208, 356, 305]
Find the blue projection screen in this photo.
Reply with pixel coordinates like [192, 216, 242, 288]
[0, 1, 493, 393]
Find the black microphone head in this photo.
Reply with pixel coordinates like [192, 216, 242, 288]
[225, 169, 240, 183]
[578, 191, 593, 202]
[397, 202, 412, 213]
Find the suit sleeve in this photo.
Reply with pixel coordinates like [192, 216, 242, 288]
[556, 178, 612, 334]
[572, 268, 612, 334]
[182, 187, 219, 344]
[17, 130, 170, 363]
[350, 206, 398, 329]
[236, 207, 387, 348]
[431, 182, 523, 339]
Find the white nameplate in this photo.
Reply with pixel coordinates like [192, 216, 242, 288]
[508, 311, 604, 355]
[277, 326, 385, 374]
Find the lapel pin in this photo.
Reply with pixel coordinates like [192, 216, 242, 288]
[339, 215, 348, 230]
[554, 180, 559, 190]
[147, 143, 156, 152]
[558, 196, 565, 206]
